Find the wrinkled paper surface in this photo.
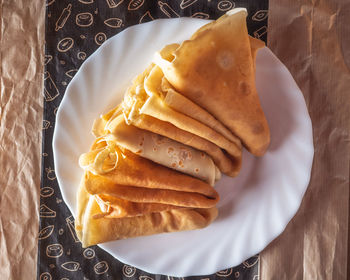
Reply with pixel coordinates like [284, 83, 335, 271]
[262, 0, 350, 279]
[0, 0, 349, 279]
[0, 1, 45, 279]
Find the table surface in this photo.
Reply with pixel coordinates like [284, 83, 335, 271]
[0, 0, 349, 279]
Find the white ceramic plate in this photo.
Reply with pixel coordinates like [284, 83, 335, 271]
[53, 18, 314, 276]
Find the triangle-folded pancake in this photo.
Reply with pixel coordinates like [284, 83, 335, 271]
[75, 182, 218, 248]
[154, 8, 270, 156]
[154, 36, 264, 143]
[128, 114, 240, 177]
[80, 139, 218, 197]
[150, 49, 239, 145]
[102, 113, 220, 185]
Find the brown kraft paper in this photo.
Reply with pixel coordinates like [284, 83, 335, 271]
[0, 0, 45, 279]
[1, 0, 349, 279]
[261, 0, 350, 279]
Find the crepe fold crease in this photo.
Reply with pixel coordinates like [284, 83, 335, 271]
[93, 194, 183, 219]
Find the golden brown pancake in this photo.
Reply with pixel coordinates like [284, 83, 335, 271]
[94, 111, 220, 185]
[130, 114, 241, 176]
[79, 139, 219, 208]
[75, 182, 218, 248]
[154, 9, 270, 156]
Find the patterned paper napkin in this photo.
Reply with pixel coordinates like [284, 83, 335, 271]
[38, 1, 268, 279]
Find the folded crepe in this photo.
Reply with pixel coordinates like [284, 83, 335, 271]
[152, 46, 239, 144]
[93, 110, 221, 185]
[76, 182, 218, 247]
[154, 8, 270, 156]
[122, 64, 242, 176]
[83, 171, 218, 208]
[79, 139, 219, 208]
[130, 114, 240, 176]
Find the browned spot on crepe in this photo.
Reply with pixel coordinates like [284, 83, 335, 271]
[251, 122, 265, 135]
[239, 81, 251, 95]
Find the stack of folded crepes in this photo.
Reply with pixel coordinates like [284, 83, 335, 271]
[76, 8, 270, 248]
